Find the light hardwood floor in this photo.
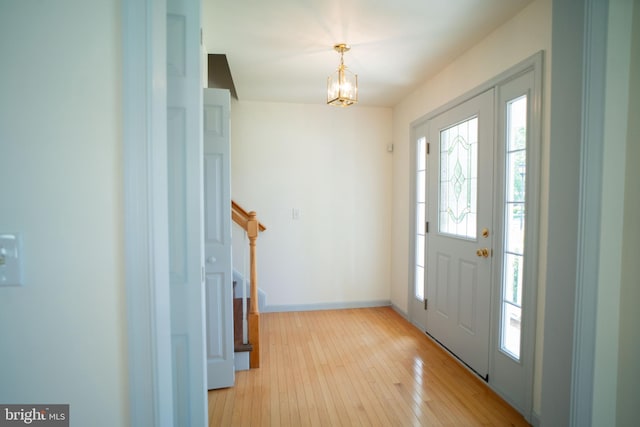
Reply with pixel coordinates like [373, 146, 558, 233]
[208, 307, 530, 426]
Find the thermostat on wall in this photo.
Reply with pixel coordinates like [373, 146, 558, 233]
[0, 233, 23, 286]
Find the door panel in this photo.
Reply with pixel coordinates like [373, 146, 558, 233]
[203, 88, 234, 390]
[458, 260, 478, 334]
[426, 89, 494, 378]
[205, 273, 226, 358]
[435, 253, 450, 317]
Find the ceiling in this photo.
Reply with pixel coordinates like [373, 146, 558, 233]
[202, 0, 532, 108]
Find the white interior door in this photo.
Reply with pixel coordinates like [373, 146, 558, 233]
[167, 0, 208, 423]
[203, 88, 234, 389]
[426, 89, 494, 378]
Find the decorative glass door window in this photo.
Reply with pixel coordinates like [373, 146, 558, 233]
[439, 117, 478, 239]
[414, 136, 427, 301]
[500, 95, 527, 360]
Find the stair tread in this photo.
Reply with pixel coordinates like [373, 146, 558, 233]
[235, 342, 253, 352]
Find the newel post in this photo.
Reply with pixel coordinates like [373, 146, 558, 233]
[247, 211, 260, 368]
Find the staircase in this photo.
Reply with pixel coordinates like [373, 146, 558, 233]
[232, 280, 253, 371]
[233, 296, 253, 353]
[231, 200, 266, 370]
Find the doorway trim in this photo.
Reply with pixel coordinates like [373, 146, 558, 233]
[122, 0, 174, 425]
[408, 51, 543, 421]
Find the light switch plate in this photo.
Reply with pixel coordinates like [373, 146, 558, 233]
[0, 233, 23, 286]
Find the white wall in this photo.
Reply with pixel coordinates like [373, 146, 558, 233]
[0, 1, 128, 426]
[230, 101, 393, 309]
[389, 0, 551, 414]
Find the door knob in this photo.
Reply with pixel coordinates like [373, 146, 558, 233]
[476, 248, 490, 258]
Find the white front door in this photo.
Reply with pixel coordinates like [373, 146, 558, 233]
[426, 89, 494, 378]
[203, 88, 235, 389]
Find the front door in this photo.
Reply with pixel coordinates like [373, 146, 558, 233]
[425, 89, 494, 378]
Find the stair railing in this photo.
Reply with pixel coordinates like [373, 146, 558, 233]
[231, 200, 266, 368]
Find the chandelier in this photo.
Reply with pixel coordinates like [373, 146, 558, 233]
[327, 44, 358, 107]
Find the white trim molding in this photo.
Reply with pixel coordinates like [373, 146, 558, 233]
[570, 0, 608, 425]
[122, 0, 174, 425]
[263, 300, 392, 313]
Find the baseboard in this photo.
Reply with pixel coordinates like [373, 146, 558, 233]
[390, 303, 409, 320]
[530, 410, 541, 427]
[234, 351, 249, 371]
[262, 300, 391, 313]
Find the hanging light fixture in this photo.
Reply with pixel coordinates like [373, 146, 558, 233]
[327, 43, 358, 107]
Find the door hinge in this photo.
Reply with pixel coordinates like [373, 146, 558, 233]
[426, 142, 430, 154]
[426, 221, 429, 233]
[424, 298, 428, 310]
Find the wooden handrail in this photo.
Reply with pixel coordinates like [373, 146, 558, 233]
[232, 200, 266, 232]
[231, 200, 264, 369]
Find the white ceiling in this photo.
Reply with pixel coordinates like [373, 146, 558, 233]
[202, 0, 532, 108]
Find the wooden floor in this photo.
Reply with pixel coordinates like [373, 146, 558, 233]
[208, 307, 530, 426]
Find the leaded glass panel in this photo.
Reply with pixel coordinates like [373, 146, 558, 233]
[438, 117, 478, 239]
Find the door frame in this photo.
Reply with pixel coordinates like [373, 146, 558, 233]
[122, 0, 174, 424]
[408, 51, 543, 421]
[122, 0, 207, 425]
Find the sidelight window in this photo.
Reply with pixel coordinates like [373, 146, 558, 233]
[414, 136, 427, 301]
[500, 95, 527, 360]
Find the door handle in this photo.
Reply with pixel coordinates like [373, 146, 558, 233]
[476, 248, 490, 258]
[207, 256, 217, 264]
